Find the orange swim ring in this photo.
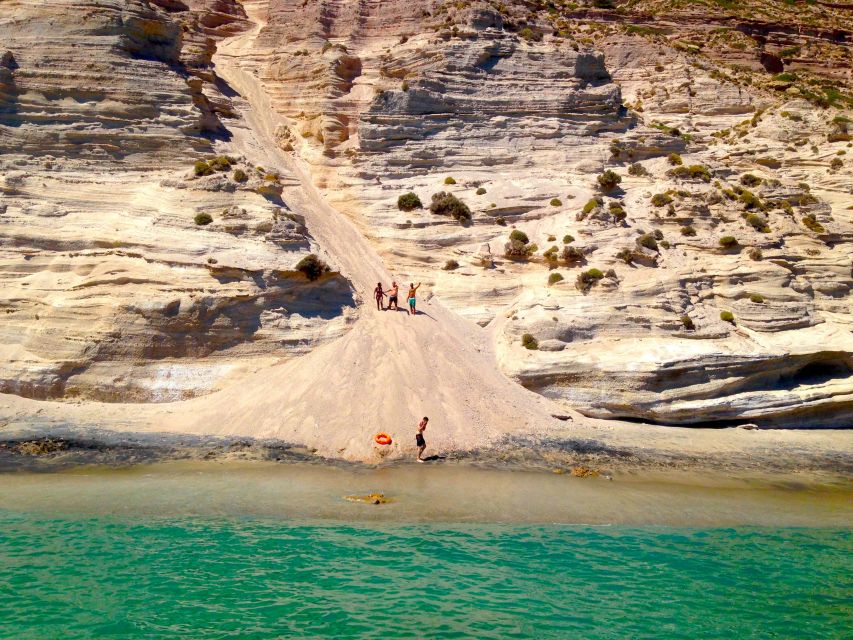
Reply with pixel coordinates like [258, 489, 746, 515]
[374, 433, 392, 446]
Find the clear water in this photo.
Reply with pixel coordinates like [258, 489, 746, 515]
[0, 463, 851, 639]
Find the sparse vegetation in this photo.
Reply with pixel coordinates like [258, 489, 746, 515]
[232, 168, 248, 183]
[210, 156, 233, 171]
[616, 248, 634, 264]
[561, 245, 584, 264]
[748, 247, 763, 260]
[651, 193, 673, 207]
[576, 268, 604, 293]
[495, 217, 507, 226]
[667, 152, 683, 166]
[668, 164, 712, 182]
[295, 254, 330, 281]
[550, 198, 563, 207]
[548, 272, 564, 285]
[444, 176, 457, 185]
[476, 187, 487, 195]
[719, 236, 738, 248]
[720, 310, 735, 323]
[738, 189, 762, 210]
[628, 162, 648, 177]
[563, 234, 574, 244]
[830, 157, 843, 170]
[430, 192, 471, 222]
[582, 198, 601, 215]
[506, 229, 535, 259]
[596, 170, 622, 191]
[745, 213, 770, 233]
[398, 192, 423, 211]
[636, 233, 658, 251]
[740, 174, 762, 187]
[194, 212, 213, 226]
[443, 259, 459, 271]
[521, 333, 539, 350]
[680, 225, 697, 236]
[681, 315, 695, 330]
[749, 293, 765, 303]
[194, 160, 214, 177]
[802, 214, 825, 233]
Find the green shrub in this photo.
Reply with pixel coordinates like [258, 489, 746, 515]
[576, 268, 604, 292]
[681, 315, 695, 330]
[430, 192, 471, 222]
[802, 214, 825, 233]
[562, 234, 575, 244]
[444, 176, 457, 185]
[749, 293, 765, 303]
[667, 166, 690, 180]
[720, 310, 735, 323]
[609, 203, 626, 221]
[561, 245, 584, 264]
[651, 193, 673, 207]
[740, 174, 762, 187]
[746, 213, 769, 233]
[616, 248, 634, 264]
[505, 230, 535, 259]
[295, 254, 330, 281]
[476, 187, 487, 195]
[686, 165, 711, 182]
[830, 157, 843, 170]
[194, 212, 213, 226]
[548, 272, 564, 285]
[547, 235, 556, 242]
[719, 236, 738, 248]
[398, 192, 423, 211]
[597, 170, 622, 191]
[521, 333, 539, 350]
[495, 216, 507, 226]
[748, 247, 763, 260]
[582, 198, 600, 215]
[739, 190, 761, 209]
[443, 259, 459, 271]
[550, 198, 563, 207]
[543, 246, 560, 262]
[628, 163, 648, 177]
[194, 160, 213, 177]
[680, 225, 696, 236]
[232, 168, 248, 183]
[667, 152, 683, 166]
[210, 156, 233, 171]
[636, 233, 658, 251]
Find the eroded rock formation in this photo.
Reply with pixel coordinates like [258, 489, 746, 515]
[1, 0, 851, 430]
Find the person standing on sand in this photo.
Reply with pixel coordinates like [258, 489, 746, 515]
[387, 281, 399, 311]
[374, 282, 386, 310]
[416, 416, 428, 462]
[407, 282, 421, 315]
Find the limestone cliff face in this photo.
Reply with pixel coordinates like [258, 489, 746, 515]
[0, 0, 355, 403]
[0, 0, 850, 427]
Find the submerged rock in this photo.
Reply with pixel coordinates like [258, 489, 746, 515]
[344, 493, 390, 505]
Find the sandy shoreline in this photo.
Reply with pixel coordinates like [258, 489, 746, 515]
[2, 422, 851, 486]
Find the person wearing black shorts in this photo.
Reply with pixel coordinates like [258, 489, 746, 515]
[387, 281, 399, 310]
[416, 416, 428, 462]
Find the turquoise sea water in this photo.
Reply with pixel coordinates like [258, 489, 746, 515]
[1, 512, 850, 639]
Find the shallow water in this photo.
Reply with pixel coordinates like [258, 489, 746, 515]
[1, 462, 851, 638]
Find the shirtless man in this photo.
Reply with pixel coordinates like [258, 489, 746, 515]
[373, 282, 386, 311]
[415, 416, 428, 462]
[387, 281, 399, 310]
[407, 282, 421, 316]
